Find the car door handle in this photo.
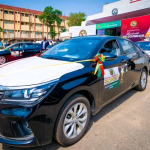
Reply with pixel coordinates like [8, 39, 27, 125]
[120, 59, 127, 63]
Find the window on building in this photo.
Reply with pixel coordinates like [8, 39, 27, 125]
[38, 32, 42, 35]
[25, 31, 29, 34]
[21, 31, 24, 34]
[15, 30, 18, 32]
[9, 11, 14, 15]
[39, 24, 42, 27]
[4, 11, 8, 14]
[9, 30, 13, 33]
[9, 21, 13, 24]
[18, 12, 20, 14]
[21, 22, 24, 25]
[35, 15, 38, 18]
[15, 12, 17, 14]
[35, 24, 38, 26]
[35, 32, 38, 35]
[15, 21, 17, 23]
[4, 30, 8, 33]
[48, 33, 50, 35]
[21, 13, 24, 16]
[25, 14, 29, 17]
[4, 21, 8, 24]
[119, 39, 136, 54]
[0, 9, 3, 11]
[18, 21, 20, 23]
[30, 14, 32, 16]
[25, 22, 29, 25]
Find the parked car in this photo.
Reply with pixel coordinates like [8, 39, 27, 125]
[0, 42, 41, 65]
[136, 41, 150, 56]
[0, 36, 148, 147]
[136, 41, 150, 69]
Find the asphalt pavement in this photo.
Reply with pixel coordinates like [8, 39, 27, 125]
[1, 77, 150, 150]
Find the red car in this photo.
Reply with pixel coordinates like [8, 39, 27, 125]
[0, 42, 41, 65]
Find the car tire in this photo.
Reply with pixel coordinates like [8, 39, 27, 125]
[0, 56, 7, 65]
[136, 69, 147, 91]
[54, 94, 91, 146]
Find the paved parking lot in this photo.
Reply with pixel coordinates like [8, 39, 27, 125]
[1, 77, 150, 150]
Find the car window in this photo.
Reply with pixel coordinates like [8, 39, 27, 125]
[24, 43, 35, 49]
[119, 40, 136, 54]
[42, 39, 100, 61]
[100, 40, 121, 56]
[12, 44, 24, 50]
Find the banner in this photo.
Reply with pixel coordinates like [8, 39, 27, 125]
[121, 15, 150, 42]
[96, 20, 121, 30]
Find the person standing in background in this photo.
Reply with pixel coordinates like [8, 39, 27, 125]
[56, 38, 60, 44]
[41, 36, 49, 50]
[49, 40, 53, 45]
[7, 41, 11, 47]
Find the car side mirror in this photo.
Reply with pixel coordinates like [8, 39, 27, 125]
[102, 52, 117, 61]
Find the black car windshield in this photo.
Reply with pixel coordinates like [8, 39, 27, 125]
[42, 38, 100, 61]
[136, 42, 150, 50]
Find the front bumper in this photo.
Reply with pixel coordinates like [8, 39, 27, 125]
[0, 95, 62, 147]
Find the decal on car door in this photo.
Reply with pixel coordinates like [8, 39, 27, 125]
[104, 67, 120, 91]
[11, 51, 23, 57]
[104, 64, 128, 91]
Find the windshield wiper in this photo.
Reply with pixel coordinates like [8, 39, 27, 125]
[46, 57, 62, 60]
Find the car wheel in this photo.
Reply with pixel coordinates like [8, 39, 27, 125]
[54, 94, 91, 146]
[0, 56, 7, 65]
[136, 69, 147, 91]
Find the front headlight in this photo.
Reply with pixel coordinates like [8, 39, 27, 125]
[1, 79, 58, 106]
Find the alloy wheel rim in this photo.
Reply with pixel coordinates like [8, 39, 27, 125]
[0, 56, 6, 65]
[141, 71, 146, 89]
[63, 103, 88, 139]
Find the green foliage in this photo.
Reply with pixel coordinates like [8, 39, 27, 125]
[0, 27, 4, 33]
[67, 12, 86, 27]
[39, 6, 62, 39]
[60, 28, 67, 32]
[50, 28, 57, 39]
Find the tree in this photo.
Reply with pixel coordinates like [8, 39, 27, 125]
[67, 12, 86, 27]
[0, 27, 4, 33]
[60, 28, 67, 32]
[39, 6, 62, 39]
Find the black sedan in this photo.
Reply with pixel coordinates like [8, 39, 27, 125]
[0, 42, 41, 65]
[0, 36, 148, 147]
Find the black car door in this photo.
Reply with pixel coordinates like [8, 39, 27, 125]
[11, 43, 24, 60]
[23, 43, 40, 57]
[98, 39, 128, 107]
[118, 39, 144, 89]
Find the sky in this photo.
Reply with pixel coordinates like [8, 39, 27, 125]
[0, 0, 117, 17]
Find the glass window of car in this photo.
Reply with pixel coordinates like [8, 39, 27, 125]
[100, 40, 121, 56]
[12, 44, 24, 50]
[42, 38, 101, 61]
[24, 43, 35, 49]
[136, 42, 150, 50]
[119, 39, 136, 54]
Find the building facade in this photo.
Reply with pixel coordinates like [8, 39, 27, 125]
[0, 4, 68, 43]
[65, 0, 150, 42]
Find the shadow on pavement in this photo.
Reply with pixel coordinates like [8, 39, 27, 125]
[2, 89, 137, 150]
